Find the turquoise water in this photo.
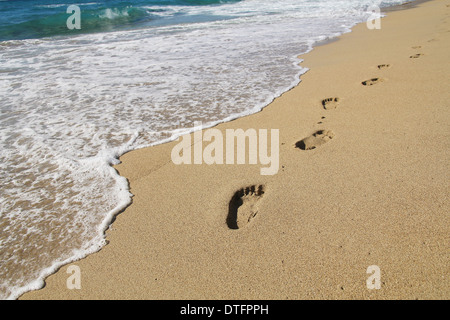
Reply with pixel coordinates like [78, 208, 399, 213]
[0, 0, 242, 41]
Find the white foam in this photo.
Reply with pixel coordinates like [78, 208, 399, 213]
[99, 8, 130, 20]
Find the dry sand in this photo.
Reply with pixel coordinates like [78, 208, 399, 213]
[21, 0, 449, 300]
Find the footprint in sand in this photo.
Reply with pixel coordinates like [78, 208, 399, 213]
[322, 97, 339, 110]
[412, 46, 422, 49]
[362, 78, 384, 86]
[295, 130, 335, 151]
[377, 64, 391, 70]
[410, 53, 424, 59]
[227, 185, 265, 230]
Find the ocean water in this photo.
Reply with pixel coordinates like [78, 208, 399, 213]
[0, 0, 411, 299]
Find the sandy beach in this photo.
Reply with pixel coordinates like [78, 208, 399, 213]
[21, 0, 449, 300]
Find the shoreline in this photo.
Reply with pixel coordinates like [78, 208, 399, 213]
[21, 0, 449, 300]
[383, 0, 433, 11]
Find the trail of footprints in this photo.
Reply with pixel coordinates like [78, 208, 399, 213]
[227, 42, 426, 229]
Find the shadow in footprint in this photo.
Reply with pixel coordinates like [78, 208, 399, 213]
[295, 130, 335, 151]
[227, 185, 265, 230]
[322, 98, 339, 110]
[410, 53, 424, 58]
[378, 64, 391, 70]
[362, 78, 383, 86]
